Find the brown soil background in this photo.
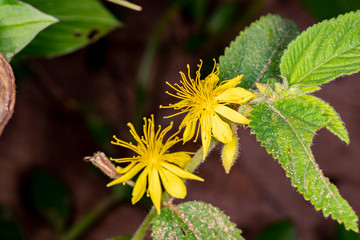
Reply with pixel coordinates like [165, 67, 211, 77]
[0, 0, 359, 239]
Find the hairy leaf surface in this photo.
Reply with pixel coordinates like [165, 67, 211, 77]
[151, 201, 243, 240]
[218, 14, 298, 89]
[0, 0, 57, 61]
[21, 0, 121, 57]
[280, 11, 360, 87]
[250, 98, 358, 232]
[298, 95, 349, 144]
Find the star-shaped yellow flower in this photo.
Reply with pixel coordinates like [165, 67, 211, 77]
[161, 60, 253, 159]
[107, 115, 203, 213]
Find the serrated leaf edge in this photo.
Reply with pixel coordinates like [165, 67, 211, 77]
[258, 103, 357, 231]
[280, 10, 360, 86]
[219, 14, 298, 89]
[298, 95, 350, 144]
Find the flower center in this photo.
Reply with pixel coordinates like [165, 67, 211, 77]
[196, 94, 215, 113]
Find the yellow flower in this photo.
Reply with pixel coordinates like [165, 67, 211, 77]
[161, 60, 253, 159]
[107, 115, 203, 213]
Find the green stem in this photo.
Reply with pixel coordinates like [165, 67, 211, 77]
[128, 141, 218, 240]
[186, 139, 218, 173]
[130, 207, 157, 240]
[61, 197, 117, 240]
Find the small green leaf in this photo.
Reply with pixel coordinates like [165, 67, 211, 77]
[280, 11, 360, 87]
[298, 95, 349, 144]
[21, 0, 121, 57]
[151, 201, 244, 240]
[255, 220, 296, 240]
[0, 0, 57, 61]
[218, 14, 299, 89]
[250, 98, 358, 232]
[0, 205, 23, 240]
[27, 171, 70, 232]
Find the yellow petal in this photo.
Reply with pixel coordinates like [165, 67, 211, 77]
[216, 75, 243, 92]
[214, 105, 250, 124]
[131, 166, 150, 204]
[163, 152, 192, 168]
[161, 162, 204, 182]
[221, 133, 239, 173]
[211, 114, 232, 143]
[107, 162, 146, 187]
[200, 115, 212, 160]
[149, 168, 162, 213]
[215, 88, 253, 105]
[159, 167, 187, 199]
[183, 120, 197, 143]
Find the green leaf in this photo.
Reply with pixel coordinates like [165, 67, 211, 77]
[218, 14, 299, 89]
[0, 0, 57, 61]
[255, 220, 296, 240]
[280, 11, 360, 87]
[21, 0, 121, 57]
[206, 2, 239, 35]
[0, 205, 23, 240]
[301, 0, 360, 20]
[249, 98, 358, 232]
[27, 171, 70, 232]
[298, 95, 349, 144]
[151, 201, 244, 240]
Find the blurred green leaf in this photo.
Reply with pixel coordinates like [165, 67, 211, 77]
[181, 0, 208, 25]
[84, 115, 112, 147]
[0, 206, 23, 240]
[185, 32, 208, 51]
[0, 0, 57, 61]
[301, 0, 360, 20]
[28, 171, 70, 232]
[206, 2, 239, 35]
[21, 0, 121, 57]
[255, 220, 296, 240]
[336, 224, 360, 240]
[152, 201, 244, 239]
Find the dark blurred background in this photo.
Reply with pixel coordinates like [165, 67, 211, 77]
[0, 0, 360, 239]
